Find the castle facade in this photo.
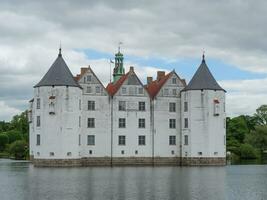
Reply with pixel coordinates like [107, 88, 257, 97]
[29, 48, 226, 167]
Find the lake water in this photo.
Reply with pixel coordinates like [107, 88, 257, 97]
[0, 159, 266, 200]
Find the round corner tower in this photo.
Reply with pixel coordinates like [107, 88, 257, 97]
[29, 49, 82, 166]
[180, 55, 226, 166]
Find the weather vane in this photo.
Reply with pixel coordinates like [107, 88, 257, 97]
[118, 41, 123, 52]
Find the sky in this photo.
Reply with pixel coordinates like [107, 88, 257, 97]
[1, 0, 267, 121]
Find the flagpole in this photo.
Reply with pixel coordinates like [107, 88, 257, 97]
[109, 59, 111, 83]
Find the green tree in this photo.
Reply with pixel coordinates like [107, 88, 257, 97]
[4, 130, 22, 144]
[9, 140, 28, 159]
[227, 116, 249, 143]
[239, 144, 258, 159]
[246, 126, 267, 157]
[0, 134, 9, 151]
[254, 105, 267, 126]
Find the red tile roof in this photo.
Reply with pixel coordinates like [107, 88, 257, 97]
[146, 72, 172, 99]
[106, 72, 130, 96]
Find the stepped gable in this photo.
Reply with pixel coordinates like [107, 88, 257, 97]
[182, 55, 225, 92]
[34, 48, 81, 88]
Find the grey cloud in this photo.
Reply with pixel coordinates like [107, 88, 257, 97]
[1, 0, 267, 120]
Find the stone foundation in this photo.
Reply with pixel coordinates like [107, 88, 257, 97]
[182, 157, 226, 166]
[33, 156, 226, 167]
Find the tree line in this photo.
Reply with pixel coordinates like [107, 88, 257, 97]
[0, 111, 28, 159]
[0, 105, 267, 160]
[227, 105, 267, 160]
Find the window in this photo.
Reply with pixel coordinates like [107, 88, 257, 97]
[119, 118, 126, 128]
[172, 89, 177, 96]
[89, 150, 93, 155]
[95, 86, 100, 93]
[50, 152, 54, 156]
[79, 116, 81, 127]
[171, 150, 175, 155]
[36, 98, 40, 109]
[87, 75, 92, 82]
[67, 152, 72, 156]
[119, 101, 126, 111]
[86, 86, 92, 93]
[164, 88, 169, 95]
[118, 136, 126, 145]
[36, 134, 40, 146]
[88, 101, 95, 110]
[214, 152, 218, 155]
[169, 103, 176, 112]
[121, 87, 126, 94]
[135, 150, 138, 155]
[138, 87, 143, 94]
[138, 135, 146, 145]
[79, 99, 81, 110]
[169, 136, 176, 145]
[184, 118, 188, 128]
[184, 102, 188, 112]
[138, 118, 145, 128]
[139, 102, 145, 111]
[184, 135, 188, 145]
[87, 135, 95, 145]
[87, 118, 95, 128]
[169, 119, 176, 129]
[121, 150, 125, 154]
[37, 116, 41, 127]
[172, 78, 177, 84]
[78, 135, 81, 146]
[198, 152, 202, 156]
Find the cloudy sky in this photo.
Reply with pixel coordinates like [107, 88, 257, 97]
[0, 0, 267, 121]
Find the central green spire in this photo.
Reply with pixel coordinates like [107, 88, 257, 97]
[113, 46, 125, 82]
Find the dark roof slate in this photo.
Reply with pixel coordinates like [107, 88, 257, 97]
[182, 57, 225, 92]
[34, 52, 81, 88]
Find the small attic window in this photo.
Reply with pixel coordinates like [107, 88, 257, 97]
[214, 99, 220, 116]
[87, 75, 92, 82]
[172, 78, 177, 84]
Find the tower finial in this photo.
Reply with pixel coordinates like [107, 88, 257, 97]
[202, 49, 205, 62]
[58, 42, 62, 56]
[118, 41, 123, 53]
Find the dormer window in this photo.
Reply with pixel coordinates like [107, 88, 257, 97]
[86, 86, 92, 93]
[138, 87, 143, 94]
[95, 86, 100, 93]
[121, 87, 126, 95]
[87, 75, 92, 82]
[172, 78, 177, 84]
[214, 99, 220, 116]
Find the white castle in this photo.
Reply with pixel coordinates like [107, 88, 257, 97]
[28, 48, 226, 166]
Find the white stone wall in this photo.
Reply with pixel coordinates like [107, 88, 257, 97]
[153, 73, 184, 157]
[112, 81, 152, 157]
[181, 90, 226, 158]
[31, 86, 82, 159]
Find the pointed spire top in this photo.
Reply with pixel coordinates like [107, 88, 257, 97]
[58, 42, 62, 56]
[202, 50, 205, 63]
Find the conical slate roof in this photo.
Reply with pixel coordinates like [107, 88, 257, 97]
[34, 49, 81, 88]
[182, 56, 225, 92]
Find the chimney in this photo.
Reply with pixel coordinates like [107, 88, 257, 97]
[147, 77, 153, 84]
[130, 66, 134, 72]
[157, 71, 165, 81]
[80, 67, 87, 75]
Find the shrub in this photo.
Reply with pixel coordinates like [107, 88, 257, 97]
[9, 140, 28, 160]
[0, 134, 9, 151]
[5, 130, 22, 144]
[240, 144, 258, 159]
